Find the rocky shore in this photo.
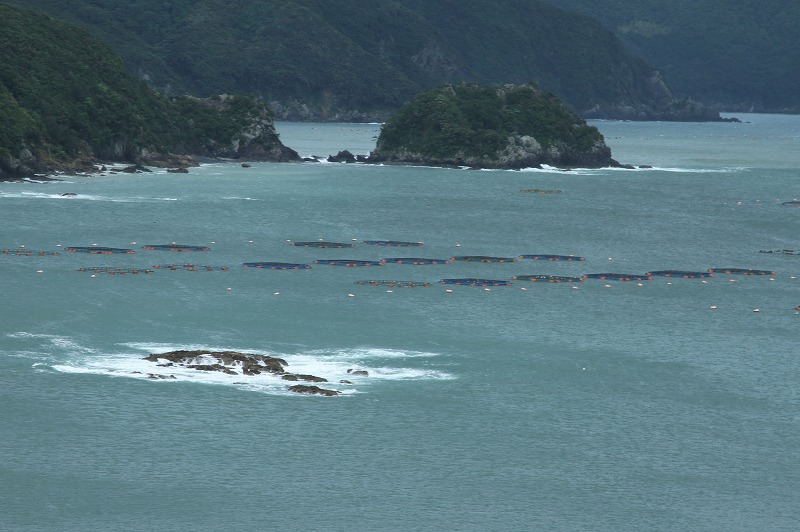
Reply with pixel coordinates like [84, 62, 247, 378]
[142, 350, 367, 396]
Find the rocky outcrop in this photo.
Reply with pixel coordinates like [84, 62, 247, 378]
[287, 385, 340, 397]
[143, 350, 350, 396]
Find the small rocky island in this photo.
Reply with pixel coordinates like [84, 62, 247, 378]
[368, 82, 620, 169]
[142, 350, 365, 396]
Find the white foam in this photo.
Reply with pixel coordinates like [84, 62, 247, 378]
[0, 191, 178, 202]
[49, 342, 454, 394]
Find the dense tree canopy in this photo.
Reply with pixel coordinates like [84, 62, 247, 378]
[5, 0, 682, 119]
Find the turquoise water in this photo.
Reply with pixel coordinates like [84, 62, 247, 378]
[1, 115, 798, 531]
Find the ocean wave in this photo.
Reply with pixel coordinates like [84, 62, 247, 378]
[0, 191, 178, 202]
[45, 341, 454, 395]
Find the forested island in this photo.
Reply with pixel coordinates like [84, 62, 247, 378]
[369, 83, 617, 169]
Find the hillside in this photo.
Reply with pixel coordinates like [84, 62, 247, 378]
[369, 83, 616, 169]
[4, 0, 719, 121]
[544, 0, 800, 113]
[0, 4, 298, 179]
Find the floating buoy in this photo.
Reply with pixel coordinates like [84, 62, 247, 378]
[710, 305, 718, 309]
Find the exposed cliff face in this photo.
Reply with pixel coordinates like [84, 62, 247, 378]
[581, 71, 725, 121]
[369, 83, 618, 169]
[166, 95, 300, 162]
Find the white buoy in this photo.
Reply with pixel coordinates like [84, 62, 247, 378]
[347, 293, 355, 297]
[445, 289, 453, 293]
[753, 308, 760, 313]
[36, 270, 43, 273]
[604, 284, 612, 288]
[484, 288, 491, 291]
[520, 287, 527, 291]
[226, 287, 232, 291]
[710, 305, 718, 309]
[273, 292, 280, 295]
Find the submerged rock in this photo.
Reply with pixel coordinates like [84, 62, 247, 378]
[288, 385, 340, 396]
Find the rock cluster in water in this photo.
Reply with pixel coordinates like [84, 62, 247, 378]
[143, 350, 355, 396]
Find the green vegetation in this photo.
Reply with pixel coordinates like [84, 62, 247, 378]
[5, 0, 686, 119]
[545, 0, 800, 112]
[0, 4, 294, 178]
[371, 83, 611, 168]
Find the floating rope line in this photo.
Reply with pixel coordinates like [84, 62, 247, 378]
[519, 189, 561, 194]
[2, 249, 59, 256]
[313, 259, 383, 267]
[142, 244, 210, 252]
[354, 280, 431, 287]
[153, 264, 229, 271]
[582, 273, 653, 281]
[646, 270, 714, 278]
[380, 257, 450, 265]
[707, 268, 776, 275]
[363, 240, 423, 247]
[450, 256, 517, 263]
[65, 246, 135, 254]
[292, 241, 354, 248]
[512, 275, 584, 283]
[759, 249, 800, 255]
[243, 262, 311, 270]
[518, 254, 585, 261]
[439, 278, 513, 286]
[78, 266, 154, 274]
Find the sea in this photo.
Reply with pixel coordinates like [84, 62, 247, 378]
[1, 114, 798, 531]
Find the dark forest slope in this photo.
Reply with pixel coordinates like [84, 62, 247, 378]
[4, 0, 718, 120]
[544, 0, 800, 112]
